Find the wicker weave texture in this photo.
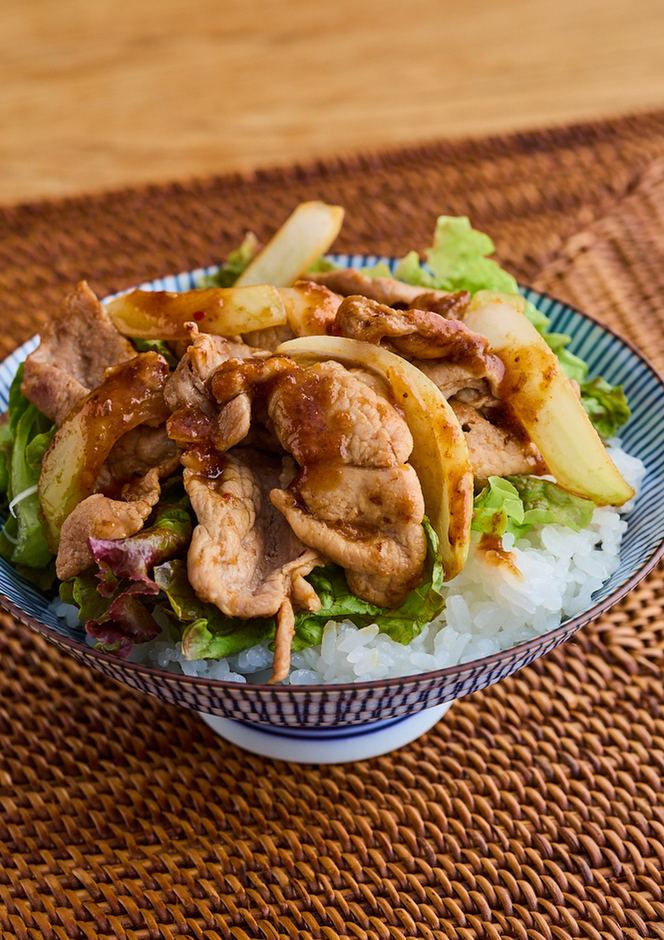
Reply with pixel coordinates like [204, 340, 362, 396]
[1, 110, 664, 939]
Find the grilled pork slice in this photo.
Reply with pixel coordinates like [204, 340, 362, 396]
[22, 281, 136, 425]
[208, 356, 428, 609]
[164, 325, 268, 416]
[182, 447, 324, 682]
[309, 268, 470, 317]
[335, 294, 504, 391]
[450, 401, 545, 484]
[271, 464, 426, 608]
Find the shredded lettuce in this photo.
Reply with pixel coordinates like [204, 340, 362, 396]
[472, 475, 595, 541]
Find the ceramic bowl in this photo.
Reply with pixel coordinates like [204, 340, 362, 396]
[1, 260, 663, 763]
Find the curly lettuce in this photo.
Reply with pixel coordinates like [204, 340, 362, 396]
[61, 494, 194, 656]
[0, 365, 56, 587]
[472, 475, 595, 541]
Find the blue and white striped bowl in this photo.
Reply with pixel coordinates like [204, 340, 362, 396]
[0, 264, 663, 762]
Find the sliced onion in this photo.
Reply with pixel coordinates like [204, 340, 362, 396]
[276, 335, 473, 580]
[465, 291, 634, 506]
[235, 202, 345, 288]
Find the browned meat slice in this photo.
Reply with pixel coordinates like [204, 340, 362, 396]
[451, 401, 546, 483]
[310, 268, 469, 315]
[336, 294, 503, 370]
[168, 392, 254, 454]
[164, 325, 268, 416]
[414, 360, 501, 407]
[242, 323, 295, 350]
[271, 464, 426, 607]
[267, 359, 413, 468]
[21, 281, 136, 424]
[183, 447, 324, 681]
[165, 326, 275, 452]
[56, 469, 161, 580]
[210, 355, 427, 609]
[219, 358, 425, 607]
[96, 425, 182, 494]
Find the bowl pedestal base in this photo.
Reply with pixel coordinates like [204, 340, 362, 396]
[200, 700, 454, 763]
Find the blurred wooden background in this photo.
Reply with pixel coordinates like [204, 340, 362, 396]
[3, 0, 664, 205]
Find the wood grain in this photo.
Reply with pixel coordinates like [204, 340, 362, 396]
[2, 0, 664, 204]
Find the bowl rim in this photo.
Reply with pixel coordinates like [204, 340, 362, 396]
[1, 282, 663, 695]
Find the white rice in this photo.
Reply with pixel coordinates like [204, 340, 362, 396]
[59, 442, 647, 685]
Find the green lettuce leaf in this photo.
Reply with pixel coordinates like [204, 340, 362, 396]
[131, 338, 179, 369]
[154, 558, 274, 659]
[423, 216, 518, 294]
[292, 518, 445, 650]
[472, 475, 595, 541]
[386, 216, 630, 438]
[155, 519, 445, 662]
[0, 364, 56, 576]
[0, 415, 11, 502]
[60, 569, 111, 623]
[578, 375, 631, 440]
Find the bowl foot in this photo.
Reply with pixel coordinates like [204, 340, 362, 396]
[199, 700, 454, 763]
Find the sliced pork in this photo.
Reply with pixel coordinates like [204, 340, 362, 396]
[21, 281, 136, 425]
[182, 446, 324, 682]
[451, 401, 546, 483]
[207, 356, 427, 610]
[164, 325, 268, 415]
[56, 469, 162, 580]
[310, 268, 469, 316]
[335, 294, 503, 376]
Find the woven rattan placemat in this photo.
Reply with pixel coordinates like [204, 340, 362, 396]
[2, 110, 664, 939]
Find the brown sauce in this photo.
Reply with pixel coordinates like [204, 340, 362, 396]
[476, 533, 524, 581]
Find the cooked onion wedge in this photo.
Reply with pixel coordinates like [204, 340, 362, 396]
[277, 335, 473, 580]
[465, 291, 634, 506]
[105, 284, 289, 340]
[235, 201, 345, 288]
[38, 352, 171, 552]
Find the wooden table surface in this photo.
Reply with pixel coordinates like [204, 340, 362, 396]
[3, 0, 664, 205]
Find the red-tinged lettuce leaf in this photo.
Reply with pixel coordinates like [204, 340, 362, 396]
[59, 497, 192, 656]
[60, 568, 112, 623]
[86, 592, 162, 658]
[61, 566, 163, 656]
[578, 376, 631, 439]
[89, 499, 193, 592]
